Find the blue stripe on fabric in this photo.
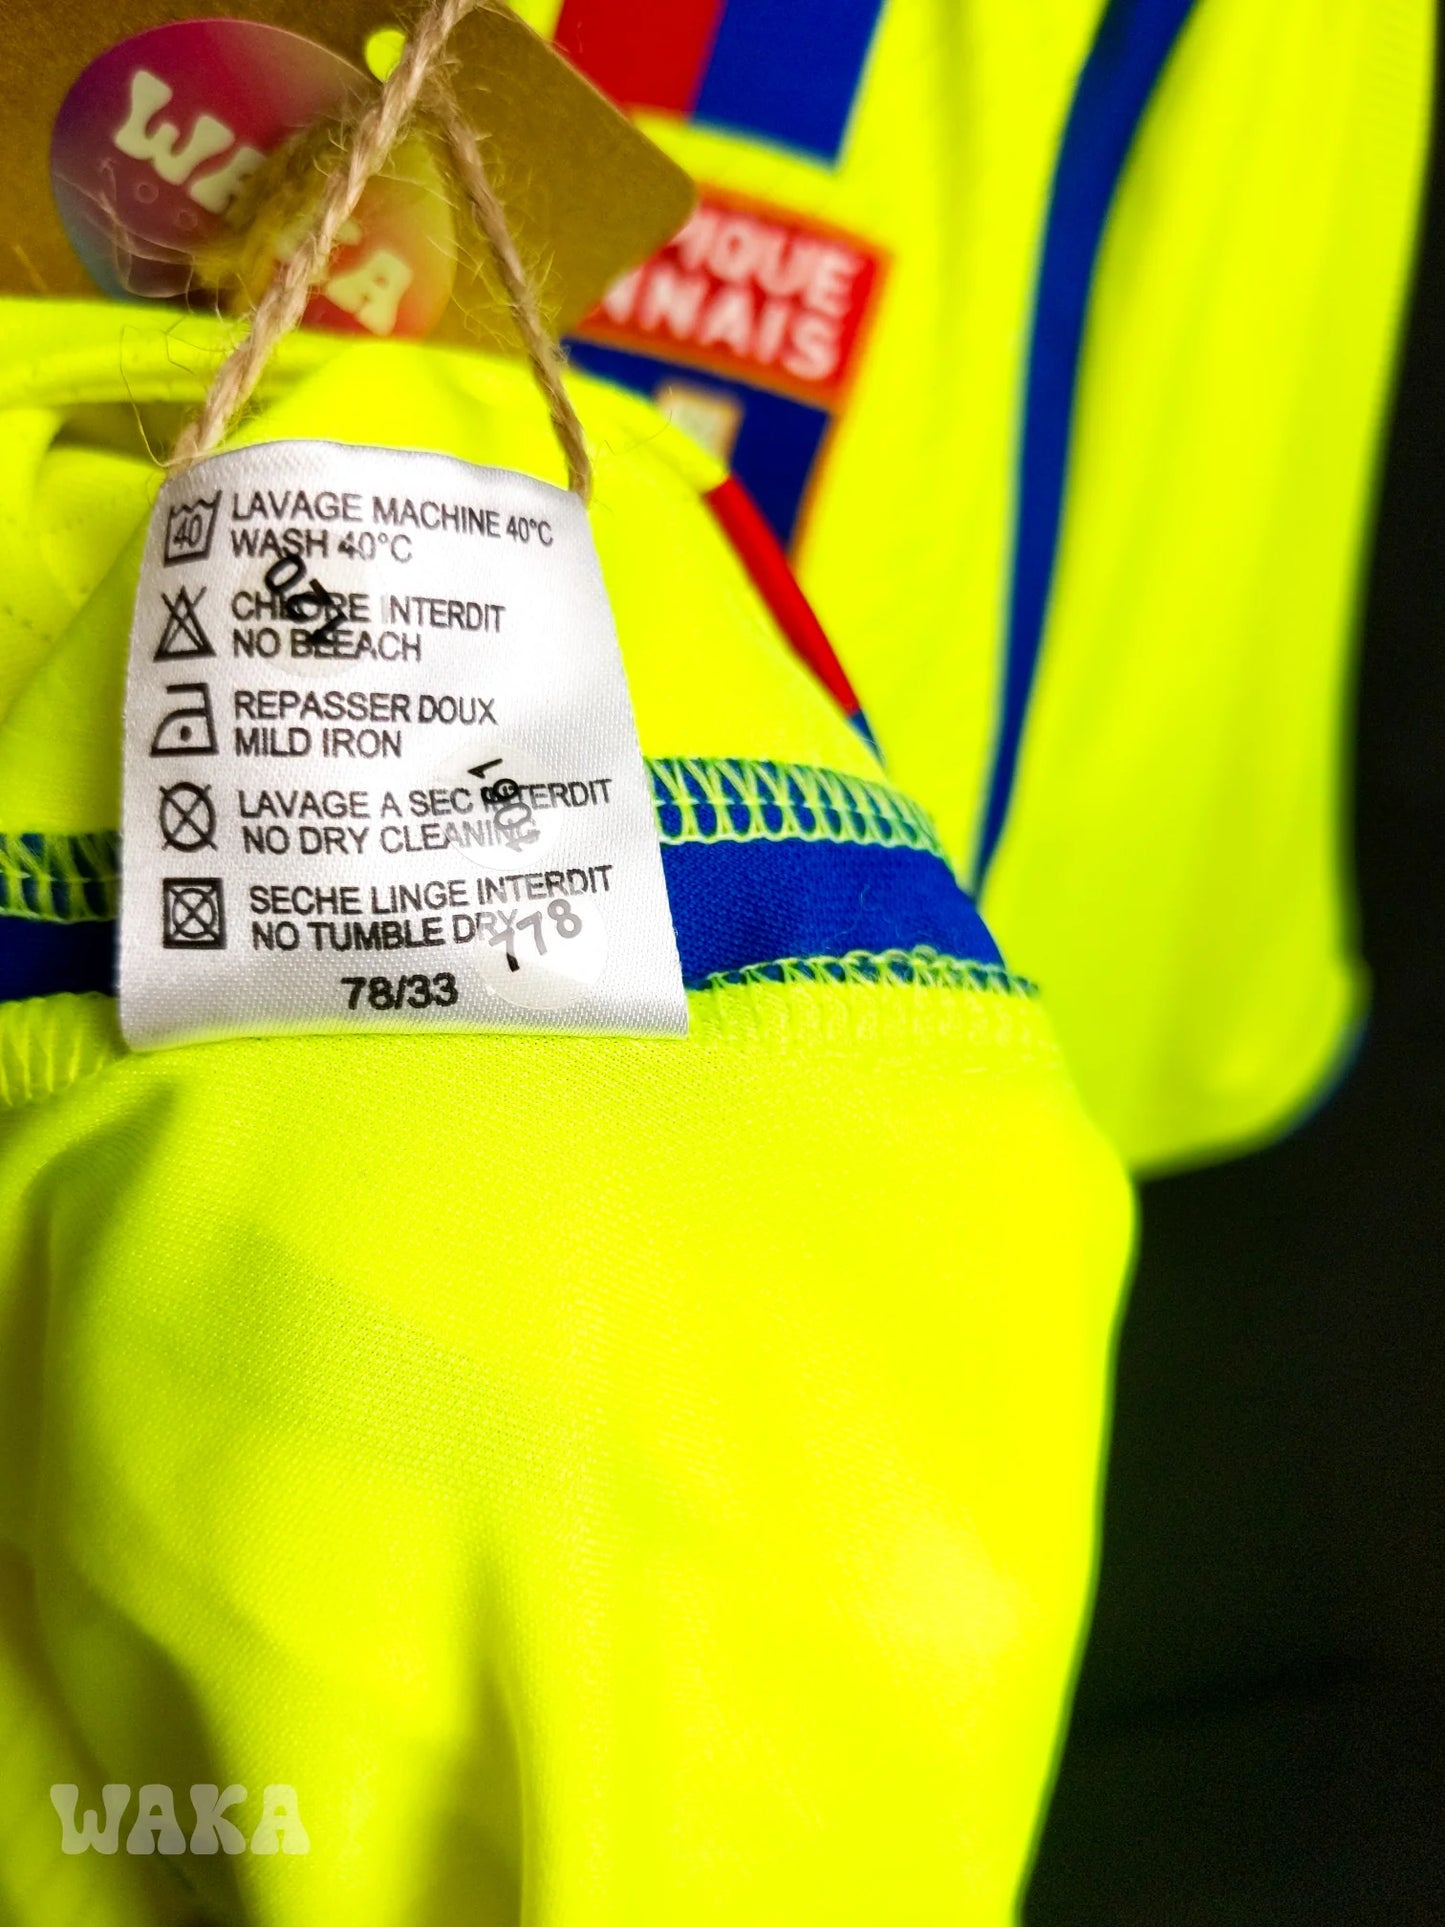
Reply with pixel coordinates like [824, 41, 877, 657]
[0, 841, 1000, 1004]
[661, 839, 1001, 986]
[0, 917, 116, 1003]
[973, 0, 1198, 885]
[846, 711, 882, 757]
[693, 0, 885, 164]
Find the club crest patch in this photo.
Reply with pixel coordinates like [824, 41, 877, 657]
[569, 186, 886, 549]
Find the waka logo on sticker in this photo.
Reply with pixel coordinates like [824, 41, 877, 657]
[568, 188, 886, 550]
[49, 19, 455, 339]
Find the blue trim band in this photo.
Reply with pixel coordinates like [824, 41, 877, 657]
[693, 0, 885, 164]
[0, 917, 116, 1004]
[973, 0, 1198, 884]
[0, 840, 1000, 1004]
[663, 839, 1000, 986]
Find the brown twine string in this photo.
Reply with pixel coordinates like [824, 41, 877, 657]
[423, 80, 591, 501]
[169, 0, 592, 500]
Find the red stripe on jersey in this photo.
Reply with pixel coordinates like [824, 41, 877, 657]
[554, 0, 727, 116]
[705, 475, 862, 720]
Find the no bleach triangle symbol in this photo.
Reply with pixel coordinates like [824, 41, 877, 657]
[154, 585, 214, 660]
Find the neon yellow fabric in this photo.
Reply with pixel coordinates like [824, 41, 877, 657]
[0, 303, 1132, 1923]
[0, 304, 879, 826]
[982, 0, 1430, 1165]
[517, 0, 1432, 1170]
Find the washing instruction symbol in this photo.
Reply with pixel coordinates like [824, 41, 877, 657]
[150, 682, 218, 756]
[161, 877, 226, 950]
[158, 781, 216, 851]
[163, 492, 220, 567]
[154, 585, 214, 660]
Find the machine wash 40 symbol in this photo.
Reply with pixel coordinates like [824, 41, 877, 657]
[163, 490, 220, 566]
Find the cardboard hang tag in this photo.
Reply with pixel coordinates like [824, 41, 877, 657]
[3, 0, 695, 352]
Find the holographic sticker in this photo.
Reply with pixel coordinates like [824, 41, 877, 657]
[50, 19, 455, 340]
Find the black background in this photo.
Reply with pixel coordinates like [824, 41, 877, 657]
[1027, 39, 1444, 1926]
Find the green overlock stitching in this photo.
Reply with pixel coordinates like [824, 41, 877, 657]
[0, 831, 119, 922]
[702, 947, 1035, 996]
[1, 760, 947, 925]
[649, 758, 947, 855]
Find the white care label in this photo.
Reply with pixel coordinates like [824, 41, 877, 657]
[120, 441, 687, 1047]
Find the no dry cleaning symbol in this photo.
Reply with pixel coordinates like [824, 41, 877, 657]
[158, 781, 216, 851]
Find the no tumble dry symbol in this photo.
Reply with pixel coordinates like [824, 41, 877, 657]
[161, 877, 227, 950]
[158, 782, 217, 851]
[154, 586, 214, 660]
